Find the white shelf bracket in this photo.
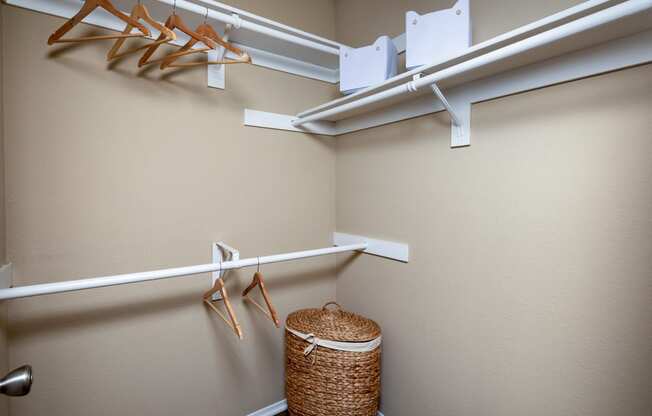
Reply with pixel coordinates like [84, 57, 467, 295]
[0, 264, 13, 290]
[207, 24, 235, 90]
[211, 241, 240, 300]
[429, 81, 471, 148]
[333, 232, 409, 262]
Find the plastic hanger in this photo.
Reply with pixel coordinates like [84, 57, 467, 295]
[242, 258, 280, 328]
[138, 1, 217, 67]
[160, 8, 250, 69]
[106, 1, 176, 61]
[203, 259, 243, 340]
[48, 0, 150, 45]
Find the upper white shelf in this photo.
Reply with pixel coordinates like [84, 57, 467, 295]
[4, 0, 346, 82]
[292, 0, 652, 124]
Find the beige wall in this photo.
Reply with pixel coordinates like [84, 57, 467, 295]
[334, 1, 652, 416]
[1, 2, 336, 415]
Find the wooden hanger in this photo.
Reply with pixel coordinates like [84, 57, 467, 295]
[48, 0, 150, 45]
[203, 276, 243, 340]
[242, 260, 280, 328]
[160, 19, 251, 69]
[106, 3, 176, 61]
[138, 11, 217, 67]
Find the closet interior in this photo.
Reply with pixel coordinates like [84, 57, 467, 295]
[0, 0, 650, 415]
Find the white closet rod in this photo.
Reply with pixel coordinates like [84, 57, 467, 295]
[291, 0, 651, 126]
[153, 0, 341, 56]
[0, 243, 367, 301]
[191, 0, 344, 49]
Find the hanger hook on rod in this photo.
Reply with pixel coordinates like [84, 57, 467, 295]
[172, 0, 176, 15]
[257, 256, 260, 273]
[204, 7, 209, 24]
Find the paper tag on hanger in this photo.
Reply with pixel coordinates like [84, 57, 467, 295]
[207, 49, 226, 90]
[211, 242, 240, 301]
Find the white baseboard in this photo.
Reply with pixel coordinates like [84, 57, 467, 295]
[245, 399, 384, 416]
[246, 400, 288, 416]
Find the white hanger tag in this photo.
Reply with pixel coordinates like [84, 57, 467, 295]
[207, 48, 226, 90]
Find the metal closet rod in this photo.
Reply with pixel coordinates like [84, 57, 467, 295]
[153, 0, 341, 56]
[0, 243, 367, 301]
[291, 0, 652, 126]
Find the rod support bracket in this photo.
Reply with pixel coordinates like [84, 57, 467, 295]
[211, 242, 240, 300]
[429, 82, 471, 147]
[207, 24, 236, 91]
[230, 13, 243, 29]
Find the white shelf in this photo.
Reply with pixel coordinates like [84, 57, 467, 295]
[296, 0, 626, 120]
[4, 0, 345, 82]
[297, 0, 652, 122]
[245, 0, 652, 146]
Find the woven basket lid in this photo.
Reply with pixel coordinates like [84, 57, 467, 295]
[286, 302, 381, 342]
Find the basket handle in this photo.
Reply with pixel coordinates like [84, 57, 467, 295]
[322, 301, 342, 312]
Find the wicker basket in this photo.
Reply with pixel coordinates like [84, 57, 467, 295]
[285, 302, 381, 416]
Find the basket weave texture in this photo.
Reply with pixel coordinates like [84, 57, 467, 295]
[285, 302, 381, 416]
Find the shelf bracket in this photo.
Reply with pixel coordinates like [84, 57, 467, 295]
[429, 81, 471, 148]
[207, 24, 235, 90]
